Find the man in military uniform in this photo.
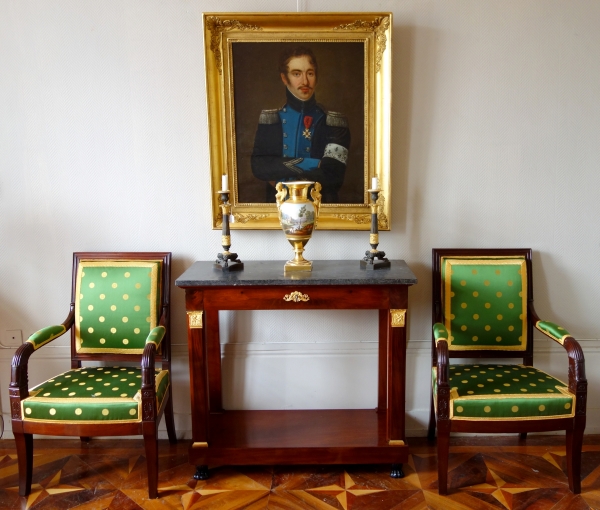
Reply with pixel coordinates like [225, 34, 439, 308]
[251, 46, 351, 203]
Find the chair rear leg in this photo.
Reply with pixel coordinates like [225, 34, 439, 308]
[519, 433, 527, 441]
[14, 432, 33, 496]
[143, 422, 159, 499]
[437, 419, 450, 495]
[164, 387, 177, 445]
[566, 416, 585, 494]
[80, 437, 91, 442]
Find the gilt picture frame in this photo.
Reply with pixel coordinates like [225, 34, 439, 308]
[204, 12, 392, 230]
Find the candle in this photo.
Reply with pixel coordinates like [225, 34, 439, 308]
[371, 177, 379, 190]
[222, 174, 228, 191]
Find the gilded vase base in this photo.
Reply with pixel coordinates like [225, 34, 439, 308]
[284, 260, 313, 272]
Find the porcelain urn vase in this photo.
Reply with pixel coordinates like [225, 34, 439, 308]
[275, 181, 321, 272]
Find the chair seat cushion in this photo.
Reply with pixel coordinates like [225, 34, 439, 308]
[433, 364, 575, 420]
[21, 366, 169, 423]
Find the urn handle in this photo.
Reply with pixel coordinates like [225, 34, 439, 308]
[310, 182, 322, 224]
[275, 182, 288, 209]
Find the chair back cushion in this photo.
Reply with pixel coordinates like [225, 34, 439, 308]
[75, 260, 162, 354]
[440, 256, 527, 351]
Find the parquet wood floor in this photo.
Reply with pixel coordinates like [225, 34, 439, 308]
[1, 436, 600, 509]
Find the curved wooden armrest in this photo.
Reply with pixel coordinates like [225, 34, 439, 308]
[142, 305, 169, 376]
[435, 339, 449, 385]
[141, 307, 169, 390]
[140, 341, 159, 421]
[26, 305, 75, 351]
[10, 305, 75, 399]
[529, 303, 587, 413]
[141, 341, 157, 385]
[563, 337, 587, 395]
[144, 326, 166, 350]
[435, 339, 451, 420]
[9, 342, 35, 401]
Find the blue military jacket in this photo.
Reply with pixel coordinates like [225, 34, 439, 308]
[251, 89, 350, 203]
[278, 100, 324, 171]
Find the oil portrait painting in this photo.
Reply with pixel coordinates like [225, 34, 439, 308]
[203, 13, 392, 230]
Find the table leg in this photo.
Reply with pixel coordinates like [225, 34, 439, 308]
[186, 302, 209, 444]
[377, 309, 388, 412]
[387, 291, 408, 442]
[206, 309, 222, 412]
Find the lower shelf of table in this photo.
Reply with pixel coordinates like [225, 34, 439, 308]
[189, 409, 408, 466]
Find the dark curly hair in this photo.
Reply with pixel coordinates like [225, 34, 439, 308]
[278, 46, 318, 77]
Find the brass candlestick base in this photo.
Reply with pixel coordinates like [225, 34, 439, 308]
[214, 190, 244, 272]
[360, 188, 390, 271]
[215, 251, 244, 272]
[360, 250, 390, 270]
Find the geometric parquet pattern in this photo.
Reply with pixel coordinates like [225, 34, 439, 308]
[1, 436, 600, 509]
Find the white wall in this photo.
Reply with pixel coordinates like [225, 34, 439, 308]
[1, 0, 599, 439]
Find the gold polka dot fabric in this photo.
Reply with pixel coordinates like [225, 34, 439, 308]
[26, 324, 67, 350]
[433, 323, 449, 345]
[21, 366, 170, 423]
[536, 320, 571, 345]
[440, 257, 527, 350]
[432, 364, 575, 420]
[75, 261, 161, 354]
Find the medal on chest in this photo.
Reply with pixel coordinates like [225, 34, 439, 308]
[302, 116, 313, 140]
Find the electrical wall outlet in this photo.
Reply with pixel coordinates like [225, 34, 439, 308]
[1, 329, 23, 348]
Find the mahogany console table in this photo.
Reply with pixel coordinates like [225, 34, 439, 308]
[175, 260, 417, 479]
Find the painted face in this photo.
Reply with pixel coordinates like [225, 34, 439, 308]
[281, 55, 317, 101]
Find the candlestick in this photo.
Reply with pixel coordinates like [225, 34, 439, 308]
[360, 188, 390, 270]
[214, 190, 243, 272]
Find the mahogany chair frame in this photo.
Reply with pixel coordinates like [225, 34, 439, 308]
[428, 248, 587, 494]
[9, 252, 176, 499]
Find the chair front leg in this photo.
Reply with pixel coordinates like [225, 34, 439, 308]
[143, 420, 159, 498]
[564, 337, 587, 494]
[437, 418, 451, 495]
[434, 339, 451, 494]
[141, 342, 159, 498]
[10, 343, 35, 496]
[14, 431, 33, 496]
[567, 415, 585, 494]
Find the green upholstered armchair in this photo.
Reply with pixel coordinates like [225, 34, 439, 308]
[9, 252, 176, 499]
[429, 249, 586, 494]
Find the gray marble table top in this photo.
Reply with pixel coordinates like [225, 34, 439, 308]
[175, 260, 417, 287]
